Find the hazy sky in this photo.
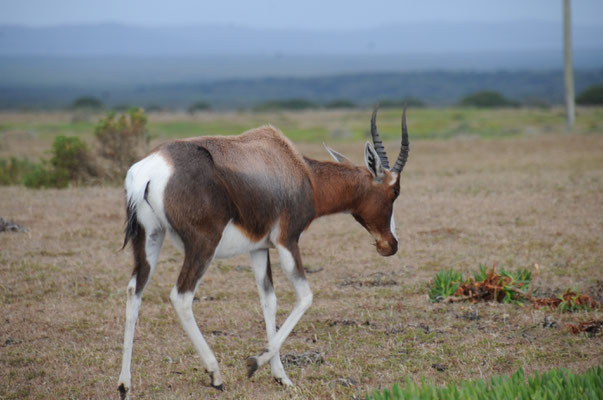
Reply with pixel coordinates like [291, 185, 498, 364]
[2, 0, 603, 29]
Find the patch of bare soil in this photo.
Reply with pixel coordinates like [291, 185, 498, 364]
[1, 134, 602, 399]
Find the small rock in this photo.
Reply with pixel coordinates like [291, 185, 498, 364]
[386, 324, 405, 334]
[0, 217, 27, 233]
[542, 315, 557, 328]
[281, 351, 324, 367]
[462, 307, 480, 321]
[431, 363, 448, 372]
[3, 337, 21, 346]
[335, 377, 357, 387]
[328, 319, 357, 327]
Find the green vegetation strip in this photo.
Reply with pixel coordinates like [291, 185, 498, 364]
[370, 365, 603, 400]
[428, 265, 601, 312]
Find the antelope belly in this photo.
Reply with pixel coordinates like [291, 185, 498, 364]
[213, 220, 270, 259]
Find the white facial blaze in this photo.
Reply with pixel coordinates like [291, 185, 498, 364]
[390, 210, 398, 241]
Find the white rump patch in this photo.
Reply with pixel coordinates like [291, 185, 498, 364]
[125, 152, 173, 233]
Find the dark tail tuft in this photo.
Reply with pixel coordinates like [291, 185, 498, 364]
[122, 200, 139, 250]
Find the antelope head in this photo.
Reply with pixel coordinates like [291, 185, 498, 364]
[326, 105, 410, 256]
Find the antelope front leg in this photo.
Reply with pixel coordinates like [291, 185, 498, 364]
[247, 243, 312, 381]
[249, 249, 292, 386]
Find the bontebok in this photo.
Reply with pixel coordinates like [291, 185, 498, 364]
[117, 106, 410, 398]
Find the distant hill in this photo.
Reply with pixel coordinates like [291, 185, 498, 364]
[2, 69, 602, 109]
[2, 22, 602, 110]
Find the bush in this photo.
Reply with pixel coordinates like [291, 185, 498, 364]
[71, 96, 104, 110]
[0, 157, 36, 185]
[460, 91, 519, 108]
[325, 99, 357, 109]
[577, 84, 603, 105]
[188, 101, 211, 113]
[253, 98, 319, 111]
[378, 97, 426, 108]
[23, 135, 96, 188]
[49, 135, 97, 183]
[112, 104, 133, 112]
[145, 104, 163, 112]
[94, 108, 148, 180]
[23, 162, 69, 189]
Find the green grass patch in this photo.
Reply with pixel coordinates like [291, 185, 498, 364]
[370, 365, 603, 400]
[429, 265, 532, 304]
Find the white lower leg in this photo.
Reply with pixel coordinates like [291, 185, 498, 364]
[255, 247, 312, 368]
[250, 250, 291, 384]
[170, 287, 223, 387]
[117, 229, 164, 398]
[118, 277, 141, 396]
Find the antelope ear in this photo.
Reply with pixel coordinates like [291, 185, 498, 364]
[323, 143, 352, 165]
[364, 142, 384, 182]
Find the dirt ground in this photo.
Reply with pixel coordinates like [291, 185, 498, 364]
[1, 134, 602, 399]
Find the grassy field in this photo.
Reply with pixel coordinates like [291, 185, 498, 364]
[1, 108, 602, 399]
[1, 107, 603, 161]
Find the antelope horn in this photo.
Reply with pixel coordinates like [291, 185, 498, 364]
[370, 104, 390, 170]
[391, 105, 410, 175]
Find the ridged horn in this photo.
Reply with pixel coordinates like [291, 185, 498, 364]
[391, 105, 410, 175]
[370, 104, 390, 170]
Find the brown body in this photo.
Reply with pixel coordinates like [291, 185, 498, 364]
[117, 108, 409, 399]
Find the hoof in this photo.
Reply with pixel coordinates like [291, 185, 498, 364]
[118, 383, 128, 400]
[274, 376, 294, 387]
[246, 357, 259, 378]
[207, 370, 224, 391]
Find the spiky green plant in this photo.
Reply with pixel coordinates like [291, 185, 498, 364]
[428, 269, 464, 302]
[370, 365, 603, 400]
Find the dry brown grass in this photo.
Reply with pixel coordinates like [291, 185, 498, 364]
[1, 133, 602, 399]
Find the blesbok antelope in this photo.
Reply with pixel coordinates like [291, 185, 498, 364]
[117, 106, 410, 398]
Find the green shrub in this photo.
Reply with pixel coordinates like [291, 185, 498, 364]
[188, 101, 211, 113]
[71, 96, 104, 110]
[50, 136, 96, 182]
[577, 84, 603, 105]
[325, 99, 357, 109]
[112, 104, 133, 112]
[145, 104, 163, 112]
[378, 97, 426, 108]
[371, 365, 603, 400]
[23, 162, 69, 189]
[460, 91, 519, 108]
[94, 108, 148, 180]
[22, 135, 96, 188]
[0, 157, 36, 185]
[253, 98, 319, 111]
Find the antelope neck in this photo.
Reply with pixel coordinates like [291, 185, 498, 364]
[305, 158, 365, 218]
